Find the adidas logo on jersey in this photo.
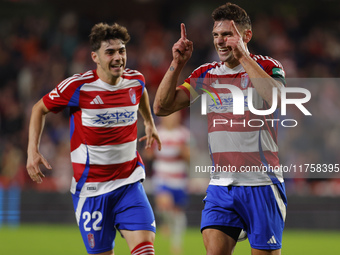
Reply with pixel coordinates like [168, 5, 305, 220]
[90, 95, 104, 105]
[267, 235, 277, 244]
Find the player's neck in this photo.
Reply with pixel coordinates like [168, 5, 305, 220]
[224, 60, 240, 69]
[96, 68, 121, 85]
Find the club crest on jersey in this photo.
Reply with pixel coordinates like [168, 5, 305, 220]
[49, 88, 60, 100]
[87, 233, 95, 248]
[241, 73, 249, 89]
[129, 88, 136, 104]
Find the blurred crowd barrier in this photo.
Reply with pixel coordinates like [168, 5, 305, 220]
[0, 0, 339, 197]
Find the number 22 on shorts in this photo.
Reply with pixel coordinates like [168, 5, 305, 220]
[82, 211, 103, 231]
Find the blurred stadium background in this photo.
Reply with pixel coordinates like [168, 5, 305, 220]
[0, 0, 340, 254]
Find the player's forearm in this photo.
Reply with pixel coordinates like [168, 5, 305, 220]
[27, 100, 48, 153]
[239, 55, 283, 107]
[139, 89, 156, 126]
[153, 61, 183, 115]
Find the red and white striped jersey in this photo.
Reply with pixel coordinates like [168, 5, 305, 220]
[43, 69, 146, 197]
[179, 54, 286, 186]
[152, 125, 190, 189]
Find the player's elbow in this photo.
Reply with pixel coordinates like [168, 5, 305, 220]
[153, 98, 177, 116]
[264, 81, 284, 108]
[264, 95, 281, 109]
[153, 103, 171, 116]
[153, 106, 163, 116]
[272, 82, 284, 108]
[32, 99, 50, 115]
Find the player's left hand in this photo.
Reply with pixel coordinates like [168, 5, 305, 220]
[226, 20, 249, 60]
[139, 123, 162, 151]
[172, 23, 193, 66]
[26, 151, 52, 183]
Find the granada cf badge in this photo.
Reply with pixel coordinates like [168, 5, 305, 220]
[129, 88, 137, 104]
[87, 233, 95, 248]
[241, 73, 249, 89]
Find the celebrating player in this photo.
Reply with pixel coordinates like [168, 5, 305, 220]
[26, 22, 161, 255]
[153, 3, 287, 255]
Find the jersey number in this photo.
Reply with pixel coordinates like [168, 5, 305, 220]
[83, 211, 103, 231]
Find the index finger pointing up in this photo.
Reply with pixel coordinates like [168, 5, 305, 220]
[230, 20, 241, 36]
[181, 23, 187, 39]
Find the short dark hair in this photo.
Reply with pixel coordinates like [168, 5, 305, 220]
[212, 2, 251, 30]
[89, 22, 130, 52]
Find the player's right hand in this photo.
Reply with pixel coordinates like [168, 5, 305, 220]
[172, 23, 193, 65]
[26, 151, 52, 183]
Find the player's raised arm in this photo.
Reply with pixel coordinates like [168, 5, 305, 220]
[153, 23, 193, 116]
[173, 23, 193, 64]
[226, 20, 250, 61]
[227, 20, 284, 107]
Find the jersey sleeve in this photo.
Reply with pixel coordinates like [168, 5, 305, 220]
[43, 74, 83, 113]
[178, 63, 215, 103]
[254, 56, 286, 85]
[125, 68, 146, 94]
[140, 74, 146, 95]
[178, 82, 199, 103]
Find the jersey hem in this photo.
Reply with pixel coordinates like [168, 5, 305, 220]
[70, 166, 146, 197]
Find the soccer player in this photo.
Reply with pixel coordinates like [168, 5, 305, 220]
[26, 23, 161, 255]
[145, 111, 190, 254]
[153, 3, 287, 255]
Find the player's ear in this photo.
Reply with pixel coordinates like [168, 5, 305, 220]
[91, 51, 99, 64]
[243, 29, 252, 43]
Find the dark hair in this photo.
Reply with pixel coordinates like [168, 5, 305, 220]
[89, 22, 130, 52]
[212, 2, 251, 30]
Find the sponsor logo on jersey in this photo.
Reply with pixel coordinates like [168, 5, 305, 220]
[208, 94, 248, 112]
[87, 233, 95, 248]
[49, 88, 60, 100]
[129, 88, 137, 104]
[93, 110, 135, 125]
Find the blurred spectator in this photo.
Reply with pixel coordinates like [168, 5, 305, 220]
[144, 111, 190, 255]
[0, 140, 24, 227]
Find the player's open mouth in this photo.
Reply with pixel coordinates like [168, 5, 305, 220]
[110, 64, 123, 70]
[218, 47, 230, 54]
